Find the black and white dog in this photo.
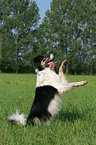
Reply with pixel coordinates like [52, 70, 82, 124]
[7, 54, 87, 125]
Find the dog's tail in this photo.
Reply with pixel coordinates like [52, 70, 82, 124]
[7, 109, 26, 126]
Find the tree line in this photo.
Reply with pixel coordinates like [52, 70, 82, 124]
[0, 0, 96, 74]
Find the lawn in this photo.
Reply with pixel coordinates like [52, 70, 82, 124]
[0, 74, 96, 145]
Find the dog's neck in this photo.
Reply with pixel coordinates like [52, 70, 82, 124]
[35, 67, 53, 73]
[36, 68, 55, 87]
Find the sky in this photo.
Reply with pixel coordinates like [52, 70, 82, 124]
[34, 0, 52, 24]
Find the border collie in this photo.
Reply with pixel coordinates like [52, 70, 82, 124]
[7, 54, 87, 126]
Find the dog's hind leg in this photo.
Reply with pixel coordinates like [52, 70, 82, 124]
[26, 105, 40, 125]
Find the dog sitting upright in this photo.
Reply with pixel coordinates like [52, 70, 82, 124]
[7, 54, 87, 125]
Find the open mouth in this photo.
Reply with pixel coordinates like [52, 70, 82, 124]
[47, 54, 56, 70]
[47, 54, 68, 70]
[48, 62, 55, 69]
[41, 53, 56, 70]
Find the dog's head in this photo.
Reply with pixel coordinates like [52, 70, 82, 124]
[33, 54, 55, 72]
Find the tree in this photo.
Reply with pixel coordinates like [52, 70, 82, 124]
[38, 0, 96, 74]
[0, 0, 40, 73]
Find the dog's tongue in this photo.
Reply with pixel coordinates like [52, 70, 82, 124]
[48, 62, 55, 69]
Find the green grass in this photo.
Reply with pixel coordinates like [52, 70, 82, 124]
[0, 74, 96, 145]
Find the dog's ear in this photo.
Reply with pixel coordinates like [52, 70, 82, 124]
[33, 55, 44, 70]
[33, 55, 44, 64]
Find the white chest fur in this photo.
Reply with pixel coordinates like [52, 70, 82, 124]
[36, 68, 70, 93]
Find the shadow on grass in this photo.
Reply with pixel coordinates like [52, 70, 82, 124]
[56, 109, 84, 123]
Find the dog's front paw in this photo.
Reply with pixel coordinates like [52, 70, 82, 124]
[59, 60, 68, 73]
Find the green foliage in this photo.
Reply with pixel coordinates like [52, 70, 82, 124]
[0, 0, 96, 74]
[0, 74, 96, 144]
[37, 0, 96, 75]
[0, 0, 40, 73]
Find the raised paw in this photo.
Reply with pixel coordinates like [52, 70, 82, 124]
[59, 59, 68, 73]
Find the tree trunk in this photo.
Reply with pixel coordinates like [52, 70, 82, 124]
[90, 64, 92, 75]
[16, 48, 19, 73]
[0, 38, 2, 73]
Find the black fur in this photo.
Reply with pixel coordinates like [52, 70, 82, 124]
[26, 55, 58, 125]
[26, 86, 58, 124]
[33, 55, 45, 71]
[7, 54, 60, 126]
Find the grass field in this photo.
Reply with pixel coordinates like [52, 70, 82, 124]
[0, 74, 96, 145]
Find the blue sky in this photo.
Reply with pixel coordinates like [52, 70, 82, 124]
[34, 0, 52, 23]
